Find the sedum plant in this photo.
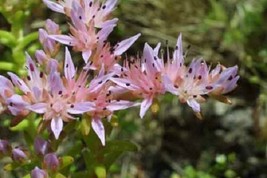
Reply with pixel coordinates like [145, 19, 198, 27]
[0, 0, 239, 177]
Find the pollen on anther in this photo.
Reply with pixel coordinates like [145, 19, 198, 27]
[70, 104, 74, 108]
[126, 83, 130, 86]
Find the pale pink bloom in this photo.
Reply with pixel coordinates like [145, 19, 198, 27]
[27, 48, 95, 139]
[86, 81, 139, 145]
[163, 34, 239, 113]
[84, 33, 141, 72]
[43, 0, 118, 28]
[49, 3, 116, 63]
[111, 43, 165, 118]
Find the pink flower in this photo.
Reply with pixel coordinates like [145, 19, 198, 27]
[163, 34, 239, 113]
[111, 43, 165, 118]
[86, 80, 139, 145]
[43, 0, 118, 28]
[49, 2, 116, 63]
[84, 33, 141, 72]
[26, 48, 95, 139]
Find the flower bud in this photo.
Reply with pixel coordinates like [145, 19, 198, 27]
[11, 148, 27, 162]
[31, 167, 48, 178]
[34, 137, 49, 156]
[43, 153, 59, 171]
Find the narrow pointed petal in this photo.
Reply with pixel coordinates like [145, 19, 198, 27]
[97, 25, 116, 43]
[67, 102, 95, 114]
[162, 75, 178, 95]
[173, 33, 184, 65]
[82, 50, 92, 63]
[140, 97, 153, 119]
[49, 35, 74, 46]
[114, 33, 141, 56]
[27, 103, 47, 114]
[43, 0, 64, 13]
[7, 72, 29, 93]
[51, 117, 63, 139]
[91, 118, 105, 146]
[187, 99, 200, 113]
[106, 100, 140, 111]
[64, 47, 76, 80]
[100, 18, 118, 28]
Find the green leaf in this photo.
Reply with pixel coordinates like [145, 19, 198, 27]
[103, 140, 138, 168]
[54, 173, 66, 178]
[4, 163, 19, 171]
[104, 140, 138, 153]
[59, 156, 74, 170]
[0, 30, 16, 47]
[95, 166, 106, 178]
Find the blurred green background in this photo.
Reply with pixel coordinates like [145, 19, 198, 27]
[1, 0, 267, 177]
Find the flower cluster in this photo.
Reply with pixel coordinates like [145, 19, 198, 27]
[0, 0, 239, 148]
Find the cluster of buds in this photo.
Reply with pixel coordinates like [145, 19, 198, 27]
[0, 0, 239, 147]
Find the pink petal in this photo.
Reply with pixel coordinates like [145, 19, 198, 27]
[100, 18, 118, 28]
[82, 50, 92, 63]
[67, 102, 95, 114]
[49, 35, 74, 46]
[7, 72, 29, 93]
[140, 97, 153, 119]
[106, 100, 139, 111]
[48, 72, 64, 95]
[187, 99, 200, 113]
[97, 25, 116, 43]
[27, 103, 47, 114]
[173, 33, 184, 65]
[51, 117, 63, 139]
[114, 33, 141, 56]
[110, 78, 139, 91]
[91, 118, 105, 146]
[43, 0, 64, 13]
[64, 47, 76, 80]
[70, 1, 86, 31]
[104, 0, 118, 12]
[162, 75, 178, 95]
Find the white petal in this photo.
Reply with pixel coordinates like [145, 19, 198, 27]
[91, 118, 105, 146]
[51, 117, 63, 139]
